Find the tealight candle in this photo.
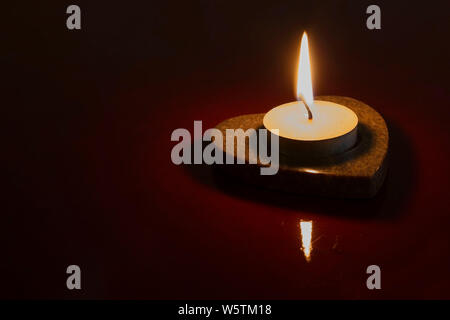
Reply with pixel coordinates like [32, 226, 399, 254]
[214, 31, 389, 197]
[263, 32, 359, 159]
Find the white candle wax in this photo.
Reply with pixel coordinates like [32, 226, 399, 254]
[263, 100, 358, 158]
[264, 100, 358, 140]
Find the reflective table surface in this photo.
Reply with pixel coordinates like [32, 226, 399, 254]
[2, 1, 450, 299]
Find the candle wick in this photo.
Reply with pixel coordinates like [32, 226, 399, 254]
[298, 95, 313, 120]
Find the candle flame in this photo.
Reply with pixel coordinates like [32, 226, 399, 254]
[300, 220, 313, 262]
[296, 32, 315, 117]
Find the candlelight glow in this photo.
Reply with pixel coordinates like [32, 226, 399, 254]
[300, 220, 313, 262]
[296, 32, 315, 117]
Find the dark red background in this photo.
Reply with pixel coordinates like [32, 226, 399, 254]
[2, 1, 450, 299]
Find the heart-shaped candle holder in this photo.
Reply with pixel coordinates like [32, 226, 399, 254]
[214, 96, 389, 198]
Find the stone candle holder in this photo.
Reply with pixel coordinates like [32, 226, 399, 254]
[214, 96, 389, 198]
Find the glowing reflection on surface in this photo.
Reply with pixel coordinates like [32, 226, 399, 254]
[303, 169, 319, 174]
[300, 220, 313, 262]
